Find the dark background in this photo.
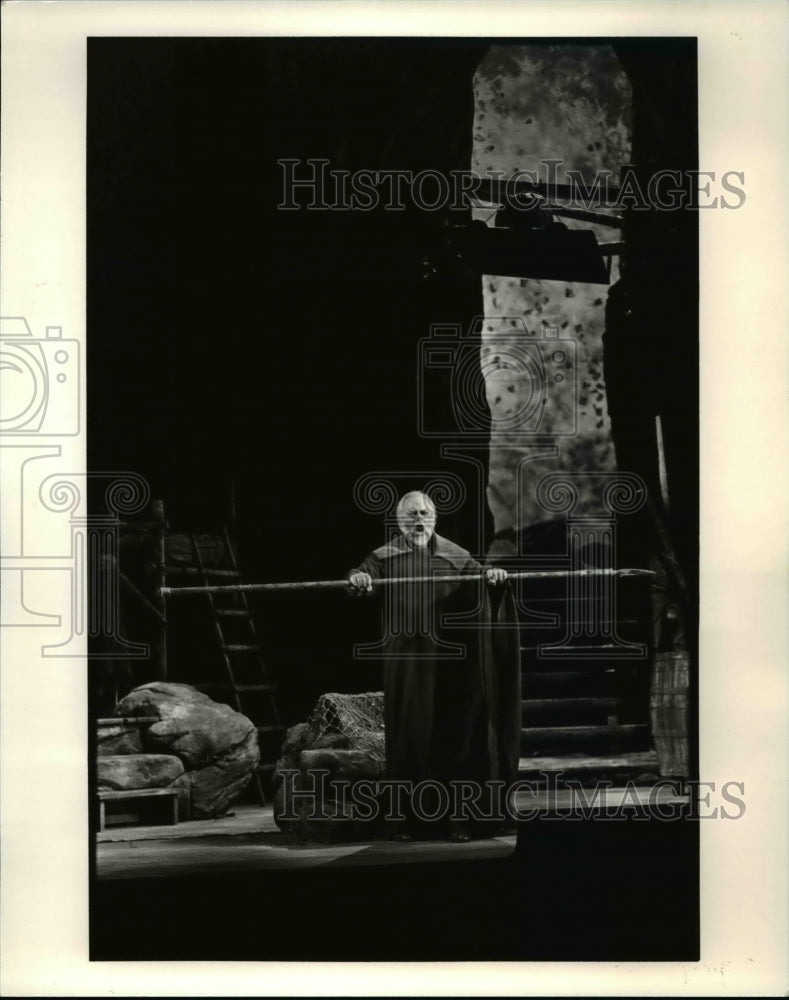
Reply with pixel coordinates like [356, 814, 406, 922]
[88, 37, 699, 961]
[88, 37, 490, 718]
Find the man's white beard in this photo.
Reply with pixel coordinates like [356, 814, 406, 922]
[405, 526, 432, 548]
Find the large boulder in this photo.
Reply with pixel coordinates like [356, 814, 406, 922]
[115, 682, 260, 818]
[97, 753, 184, 790]
[273, 692, 386, 841]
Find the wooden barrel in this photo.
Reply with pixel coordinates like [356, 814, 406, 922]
[649, 651, 689, 777]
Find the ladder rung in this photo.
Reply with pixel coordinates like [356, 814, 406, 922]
[176, 529, 280, 802]
[163, 565, 241, 578]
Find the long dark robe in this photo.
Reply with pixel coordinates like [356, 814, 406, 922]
[350, 533, 521, 796]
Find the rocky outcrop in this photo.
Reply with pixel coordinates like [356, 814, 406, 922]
[115, 682, 260, 818]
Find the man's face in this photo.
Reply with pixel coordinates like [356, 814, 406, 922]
[397, 493, 436, 548]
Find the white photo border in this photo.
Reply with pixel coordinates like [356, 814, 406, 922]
[1, 1, 787, 995]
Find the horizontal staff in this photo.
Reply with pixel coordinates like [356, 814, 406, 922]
[161, 568, 654, 597]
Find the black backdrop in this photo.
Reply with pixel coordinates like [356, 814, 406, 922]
[88, 38, 490, 719]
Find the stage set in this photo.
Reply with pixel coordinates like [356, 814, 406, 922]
[89, 37, 699, 961]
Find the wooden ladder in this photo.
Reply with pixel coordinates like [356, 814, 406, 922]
[188, 527, 284, 805]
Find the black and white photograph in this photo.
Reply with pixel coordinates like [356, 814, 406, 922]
[84, 31, 705, 961]
[1, 1, 787, 994]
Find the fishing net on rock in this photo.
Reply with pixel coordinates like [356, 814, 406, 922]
[306, 691, 385, 766]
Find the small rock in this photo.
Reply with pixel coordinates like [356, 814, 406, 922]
[300, 748, 383, 781]
[97, 754, 184, 790]
[97, 724, 143, 757]
[279, 722, 311, 757]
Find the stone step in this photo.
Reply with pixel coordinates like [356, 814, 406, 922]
[517, 750, 662, 787]
[522, 670, 616, 697]
[521, 654, 647, 672]
[530, 644, 648, 664]
[520, 723, 650, 756]
[521, 696, 620, 726]
[518, 621, 644, 642]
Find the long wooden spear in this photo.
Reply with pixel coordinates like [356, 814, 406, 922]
[161, 568, 654, 597]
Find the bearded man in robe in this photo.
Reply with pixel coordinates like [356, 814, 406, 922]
[347, 491, 520, 841]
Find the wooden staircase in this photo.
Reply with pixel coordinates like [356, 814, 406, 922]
[516, 573, 660, 786]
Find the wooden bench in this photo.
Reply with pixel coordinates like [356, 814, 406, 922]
[98, 786, 179, 832]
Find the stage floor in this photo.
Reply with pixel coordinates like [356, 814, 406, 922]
[96, 804, 515, 879]
[96, 781, 688, 881]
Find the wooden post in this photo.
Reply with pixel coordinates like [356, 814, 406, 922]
[151, 499, 168, 681]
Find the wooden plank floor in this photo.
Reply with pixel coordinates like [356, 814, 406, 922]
[96, 812, 516, 880]
[95, 780, 688, 881]
[97, 803, 280, 844]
